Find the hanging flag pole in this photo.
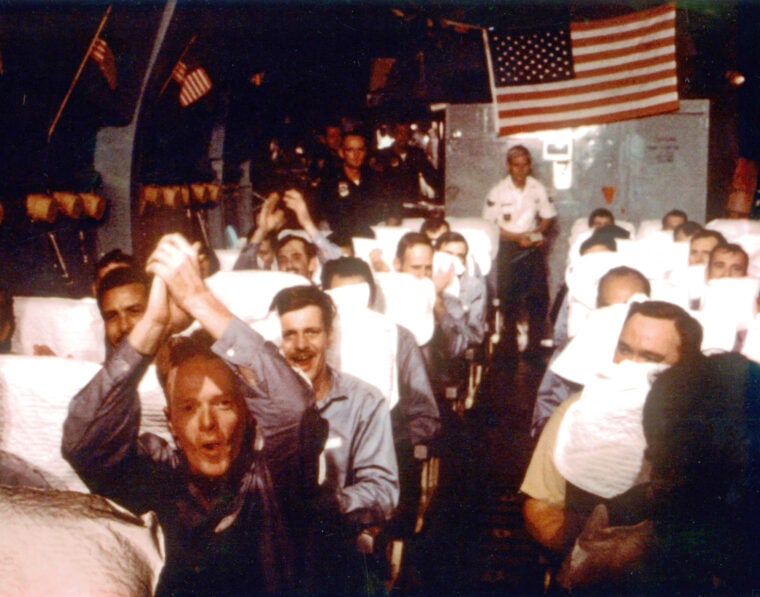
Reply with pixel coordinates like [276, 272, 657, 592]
[158, 34, 197, 97]
[47, 4, 112, 141]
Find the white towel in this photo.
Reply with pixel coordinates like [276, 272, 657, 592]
[374, 272, 436, 346]
[551, 301, 635, 385]
[554, 360, 667, 499]
[327, 286, 400, 408]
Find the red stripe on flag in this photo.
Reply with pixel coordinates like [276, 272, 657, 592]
[179, 67, 212, 107]
[497, 100, 679, 136]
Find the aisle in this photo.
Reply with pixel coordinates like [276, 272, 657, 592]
[398, 344, 551, 595]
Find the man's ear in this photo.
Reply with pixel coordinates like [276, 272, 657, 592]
[308, 256, 318, 277]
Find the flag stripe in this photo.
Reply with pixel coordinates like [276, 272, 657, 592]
[497, 98, 679, 136]
[179, 67, 212, 107]
[499, 83, 678, 119]
[487, 2, 678, 136]
[572, 17, 673, 51]
[574, 35, 674, 66]
[496, 59, 675, 102]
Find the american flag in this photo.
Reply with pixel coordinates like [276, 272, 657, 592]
[172, 60, 212, 107]
[485, 3, 678, 136]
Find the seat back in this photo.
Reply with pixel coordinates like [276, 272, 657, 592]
[205, 270, 308, 324]
[615, 238, 687, 280]
[11, 296, 104, 362]
[706, 217, 760, 242]
[0, 355, 99, 491]
[565, 252, 624, 338]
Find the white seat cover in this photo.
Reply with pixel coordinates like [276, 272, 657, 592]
[11, 296, 104, 363]
[565, 252, 624, 338]
[0, 355, 98, 491]
[205, 270, 307, 324]
[706, 218, 760, 242]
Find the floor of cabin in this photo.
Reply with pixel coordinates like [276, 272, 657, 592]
[393, 342, 550, 596]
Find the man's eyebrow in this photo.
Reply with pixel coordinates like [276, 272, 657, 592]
[641, 350, 666, 363]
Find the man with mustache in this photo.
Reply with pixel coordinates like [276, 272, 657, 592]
[269, 283, 399, 593]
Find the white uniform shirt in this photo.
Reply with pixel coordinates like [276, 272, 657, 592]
[482, 174, 556, 234]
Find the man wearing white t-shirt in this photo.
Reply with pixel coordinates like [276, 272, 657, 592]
[483, 145, 557, 357]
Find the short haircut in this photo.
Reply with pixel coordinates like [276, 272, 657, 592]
[691, 229, 726, 246]
[662, 209, 687, 227]
[710, 242, 749, 271]
[579, 225, 630, 255]
[419, 216, 449, 236]
[434, 231, 469, 254]
[276, 234, 317, 259]
[588, 208, 615, 227]
[321, 257, 376, 304]
[341, 130, 368, 147]
[597, 266, 651, 307]
[96, 266, 149, 312]
[271, 285, 337, 332]
[673, 220, 702, 240]
[323, 120, 342, 134]
[624, 300, 703, 362]
[580, 233, 617, 255]
[155, 330, 224, 396]
[506, 144, 531, 164]
[94, 249, 135, 278]
[395, 232, 432, 262]
[326, 230, 355, 255]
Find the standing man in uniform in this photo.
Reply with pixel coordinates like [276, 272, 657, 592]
[483, 145, 557, 358]
[319, 131, 393, 238]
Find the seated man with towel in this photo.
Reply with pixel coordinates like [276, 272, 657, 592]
[393, 232, 485, 385]
[63, 234, 323, 595]
[234, 188, 342, 278]
[322, 256, 440, 544]
[521, 300, 702, 554]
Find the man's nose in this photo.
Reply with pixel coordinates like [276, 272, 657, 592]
[295, 333, 309, 350]
[198, 404, 217, 430]
[118, 314, 133, 335]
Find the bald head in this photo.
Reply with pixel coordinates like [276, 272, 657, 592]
[596, 266, 651, 308]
